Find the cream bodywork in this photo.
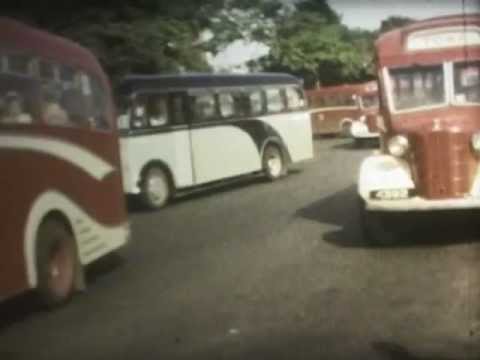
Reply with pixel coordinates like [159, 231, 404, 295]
[350, 121, 379, 139]
[24, 191, 130, 288]
[358, 153, 480, 211]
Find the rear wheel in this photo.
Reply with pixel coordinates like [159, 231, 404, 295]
[262, 144, 285, 181]
[36, 217, 78, 308]
[140, 166, 171, 210]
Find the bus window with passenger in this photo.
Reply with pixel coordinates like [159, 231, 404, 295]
[118, 73, 313, 209]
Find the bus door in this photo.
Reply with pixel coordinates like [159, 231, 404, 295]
[188, 90, 261, 185]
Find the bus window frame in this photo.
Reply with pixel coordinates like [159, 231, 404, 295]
[383, 62, 450, 115]
[188, 90, 219, 125]
[264, 86, 287, 114]
[0, 49, 114, 132]
[452, 60, 480, 106]
[284, 86, 306, 112]
[247, 87, 266, 117]
[217, 91, 237, 120]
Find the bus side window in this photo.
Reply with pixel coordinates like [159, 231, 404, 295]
[8, 53, 30, 74]
[169, 94, 186, 125]
[454, 61, 480, 104]
[218, 93, 235, 119]
[41, 64, 74, 127]
[54, 70, 110, 130]
[0, 53, 38, 125]
[146, 94, 169, 127]
[248, 90, 264, 116]
[265, 88, 285, 113]
[232, 92, 250, 118]
[323, 95, 332, 107]
[192, 93, 217, 123]
[285, 86, 305, 110]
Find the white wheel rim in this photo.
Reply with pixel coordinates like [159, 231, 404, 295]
[267, 155, 282, 177]
[147, 175, 168, 205]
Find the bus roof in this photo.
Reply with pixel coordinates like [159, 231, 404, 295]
[376, 13, 480, 67]
[0, 17, 108, 85]
[306, 81, 377, 97]
[118, 73, 303, 94]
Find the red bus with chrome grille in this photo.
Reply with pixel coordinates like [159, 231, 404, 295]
[358, 14, 480, 243]
[0, 18, 129, 307]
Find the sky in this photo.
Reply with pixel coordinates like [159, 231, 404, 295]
[331, 0, 479, 31]
[209, 0, 480, 71]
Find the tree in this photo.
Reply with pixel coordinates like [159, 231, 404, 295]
[245, 0, 375, 87]
[379, 16, 415, 34]
[0, 1, 225, 83]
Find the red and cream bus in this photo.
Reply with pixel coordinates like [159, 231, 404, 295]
[0, 18, 129, 306]
[306, 81, 380, 138]
[358, 14, 480, 243]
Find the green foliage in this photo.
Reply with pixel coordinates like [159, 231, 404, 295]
[1, 0, 409, 88]
[1, 1, 222, 84]
[245, 0, 376, 87]
[63, 17, 210, 84]
[379, 16, 415, 34]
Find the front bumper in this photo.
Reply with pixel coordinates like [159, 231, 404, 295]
[365, 195, 480, 211]
[350, 121, 379, 139]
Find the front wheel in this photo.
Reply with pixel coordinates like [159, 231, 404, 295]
[140, 166, 171, 210]
[36, 217, 78, 308]
[262, 144, 285, 181]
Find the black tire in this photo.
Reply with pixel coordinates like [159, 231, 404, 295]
[262, 144, 285, 181]
[36, 217, 78, 308]
[140, 166, 171, 210]
[358, 197, 397, 246]
[354, 138, 366, 148]
[340, 121, 352, 138]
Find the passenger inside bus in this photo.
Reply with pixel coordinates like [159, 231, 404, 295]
[194, 94, 216, 121]
[0, 91, 33, 124]
[148, 96, 168, 126]
[42, 85, 70, 126]
[61, 88, 90, 127]
[132, 104, 148, 128]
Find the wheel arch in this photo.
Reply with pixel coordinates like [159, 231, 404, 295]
[139, 159, 176, 191]
[24, 192, 83, 291]
[260, 137, 292, 164]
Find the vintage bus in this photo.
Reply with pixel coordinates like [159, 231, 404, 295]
[306, 81, 380, 138]
[358, 14, 480, 243]
[118, 73, 313, 209]
[0, 18, 129, 306]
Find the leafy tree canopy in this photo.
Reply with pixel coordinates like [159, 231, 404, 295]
[242, 0, 376, 87]
[0, 1, 415, 87]
[1, 0, 224, 84]
[379, 16, 415, 34]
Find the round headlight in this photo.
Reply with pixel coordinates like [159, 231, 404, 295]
[472, 132, 480, 153]
[388, 135, 409, 157]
